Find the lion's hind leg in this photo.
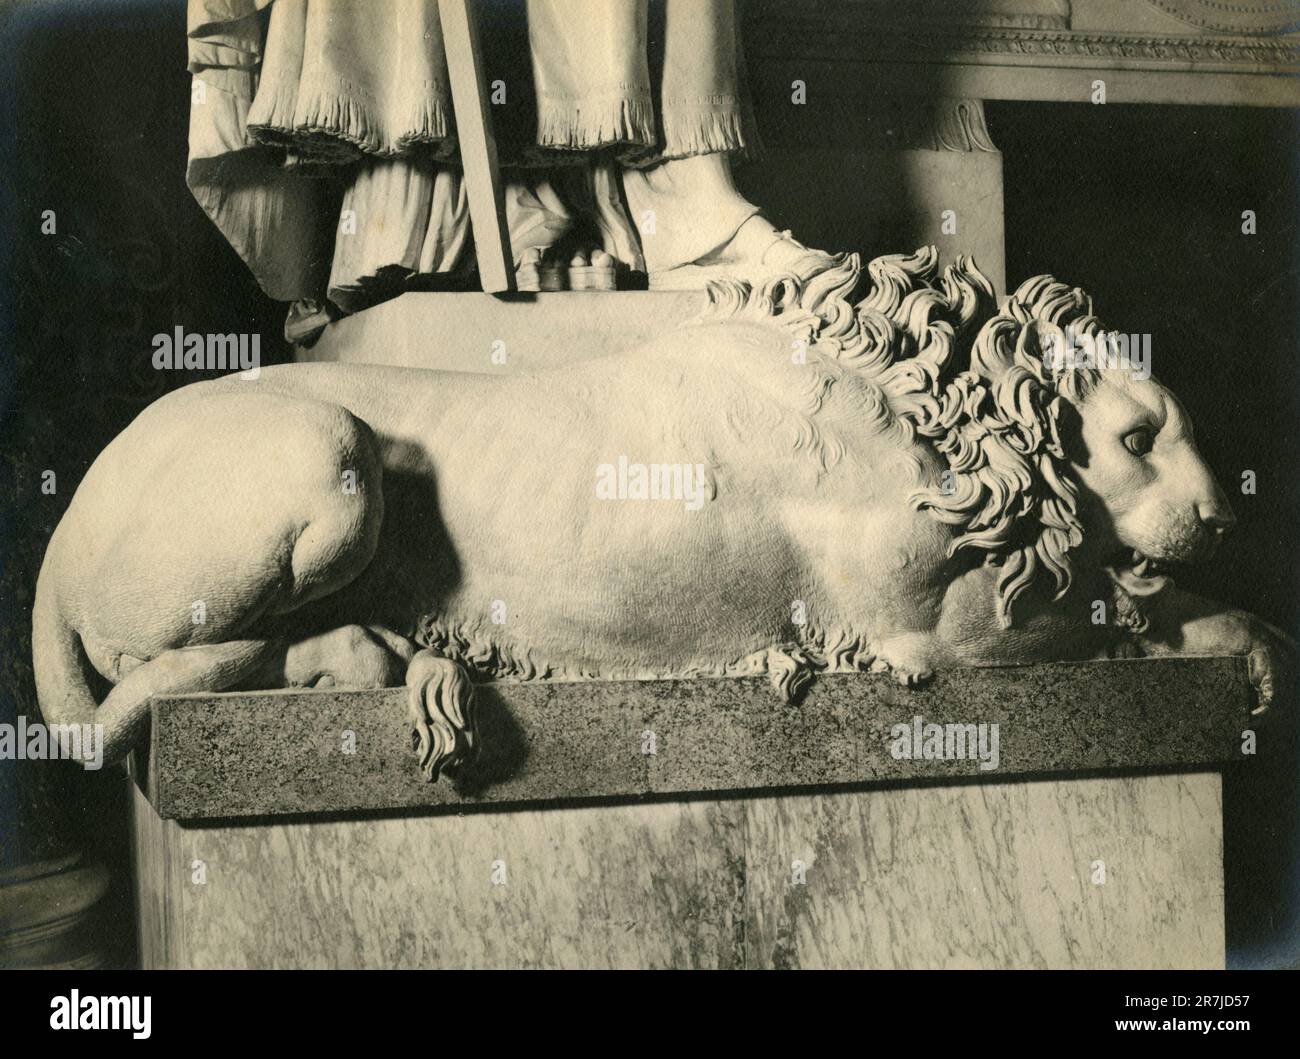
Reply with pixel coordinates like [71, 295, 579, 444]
[93, 640, 282, 763]
[47, 390, 389, 766]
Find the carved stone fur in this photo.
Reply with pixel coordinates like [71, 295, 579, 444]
[32, 248, 1292, 778]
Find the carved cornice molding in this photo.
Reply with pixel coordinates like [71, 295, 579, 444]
[905, 27, 1300, 68]
[748, 0, 1074, 32]
[746, 18, 1300, 74]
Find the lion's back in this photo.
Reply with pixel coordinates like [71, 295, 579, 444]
[408, 320, 948, 675]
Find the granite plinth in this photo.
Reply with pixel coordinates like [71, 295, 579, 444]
[144, 657, 1252, 821]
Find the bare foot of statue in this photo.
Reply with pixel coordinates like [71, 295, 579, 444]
[514, 245, 567, 291]
[516, 245, 618, 291]
[507, 176, 571, 291]
[567, 249, 617, 291]
[509, 166, 637, 291]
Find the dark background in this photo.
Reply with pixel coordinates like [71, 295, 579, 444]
[1, 0, 1296, 967]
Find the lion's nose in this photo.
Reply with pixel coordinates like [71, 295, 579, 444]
[1198, 500, 1236, 534]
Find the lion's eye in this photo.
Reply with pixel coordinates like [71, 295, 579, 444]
[1123, 428, 1154, 457]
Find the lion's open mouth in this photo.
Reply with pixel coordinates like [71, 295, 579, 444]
[1106, 548, 1177, 598]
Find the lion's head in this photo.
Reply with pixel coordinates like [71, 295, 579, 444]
[941, 273, 1235, 626]
[707, 248, 1235, 629]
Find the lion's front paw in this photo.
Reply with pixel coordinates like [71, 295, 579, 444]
[405, 650, 477, 782]
[871, 634, 937, 688]
[898, 666, 934, 688]
[1245, 619, 1295, 717]
[874, 661, 934, 688]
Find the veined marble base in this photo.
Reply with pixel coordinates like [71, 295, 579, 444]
[130, 772, 1224, 969]
[130, 661, 1246, 968]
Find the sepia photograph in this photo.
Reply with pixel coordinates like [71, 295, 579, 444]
[1, 0, 1298, 1029]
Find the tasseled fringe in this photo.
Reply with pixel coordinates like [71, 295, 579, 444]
[249, 79, 455, 164]
[535, 95, 656, 153]
[655, 107, 755, 164]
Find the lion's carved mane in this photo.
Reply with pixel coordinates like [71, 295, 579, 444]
[701, 246, 1110, 628]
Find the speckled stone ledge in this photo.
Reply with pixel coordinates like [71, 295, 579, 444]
[141, 656, 1252, 821]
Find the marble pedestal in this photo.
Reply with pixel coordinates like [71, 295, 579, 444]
[298, 289, 705, 374]
[129, 658, 1248, 969]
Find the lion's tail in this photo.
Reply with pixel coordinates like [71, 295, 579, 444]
[32, 532, 99, 737]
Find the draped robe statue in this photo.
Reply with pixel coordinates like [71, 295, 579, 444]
[186, 0, 835, 325]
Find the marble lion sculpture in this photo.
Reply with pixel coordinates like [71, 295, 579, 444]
[34, 248, 1293, 778]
